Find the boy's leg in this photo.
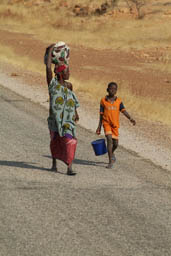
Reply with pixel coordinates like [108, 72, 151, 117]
[112, 138, 118, 161]
[112, 138, 118, 153]
[106, 135, 115, 168]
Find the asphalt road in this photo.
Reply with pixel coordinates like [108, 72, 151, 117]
[0, 84, 171, 256]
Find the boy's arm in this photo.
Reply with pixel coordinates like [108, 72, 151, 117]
[96, 101, 104, 134]
[96, 114, 103, 134]
[122, 110, 136, 125]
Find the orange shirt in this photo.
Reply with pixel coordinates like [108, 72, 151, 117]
[100, 97, 125, 128]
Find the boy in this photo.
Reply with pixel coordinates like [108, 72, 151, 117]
[96, 82, 136, 169]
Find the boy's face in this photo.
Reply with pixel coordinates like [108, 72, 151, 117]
[108, 85, 117, 96]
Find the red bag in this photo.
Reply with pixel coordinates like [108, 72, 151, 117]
[50, 131, 77, 165]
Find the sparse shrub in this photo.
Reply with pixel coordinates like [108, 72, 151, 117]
[94, 2, 109, 15]
[72, 1, 120, 17]
[110, 0, 119, 7]
[94, 0, 119, 16]
[73, 5, 89, 16]
[163, 2, 171, 6]
[125, 0, 146, 19]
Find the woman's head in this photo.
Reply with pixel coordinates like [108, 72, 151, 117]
[52, 41, 70, 82]
[54, 65, 70, 81]
[62, 66, 70, 80]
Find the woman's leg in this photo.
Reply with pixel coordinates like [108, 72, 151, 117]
[49, 131, 58, 172]
[51, 158, 57, 172]
[67, 162, 76, 175]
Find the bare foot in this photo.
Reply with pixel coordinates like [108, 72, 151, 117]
[106, 162, 114, 169]
[111, 154, 116, 162]
[50, 166, 58, 172]
[67, 167, 76, 176]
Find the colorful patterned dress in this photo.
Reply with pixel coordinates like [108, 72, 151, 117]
[48, 77, 79, 165]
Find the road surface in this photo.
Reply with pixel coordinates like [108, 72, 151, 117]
[0, 84, 171, 256]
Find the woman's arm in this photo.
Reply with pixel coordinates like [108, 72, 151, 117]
[45, 44, 55, 86]
[75, 109, 79, 122]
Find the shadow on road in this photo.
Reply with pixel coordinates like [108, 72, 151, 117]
[74, 158, 106, 167]
[0, 160, 75, 175]
[0, 160, 50, 172]
[43, 155, 106, 167]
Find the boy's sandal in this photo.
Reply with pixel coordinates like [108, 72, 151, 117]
[111, 154, 116, 162]
[106, 163, 114, 169]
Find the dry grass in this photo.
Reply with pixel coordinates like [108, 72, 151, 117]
[0, 0, 171, 125]
[0, 45, 44, 74]
[0, 43, 171, 125]
[70, 76, 171, 125]
[1, 1, 171, 50]
[118, 85, 171, 125]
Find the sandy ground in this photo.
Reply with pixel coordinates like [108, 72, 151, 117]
[0, 62, 171, 172]
[0, 27, 170, 171]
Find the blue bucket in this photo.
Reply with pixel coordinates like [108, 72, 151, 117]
[91, 139, 107, 156]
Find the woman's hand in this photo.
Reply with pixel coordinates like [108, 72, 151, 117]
[75, 111, 79, 122]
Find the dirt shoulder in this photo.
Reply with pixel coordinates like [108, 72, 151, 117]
[0, 27, 171, 171]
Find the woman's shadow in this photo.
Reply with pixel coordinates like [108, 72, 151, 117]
[0, 157, 106, 173]
[0, 160, 50, 172]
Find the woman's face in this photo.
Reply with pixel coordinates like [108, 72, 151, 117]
[54, 65, 70, 80]
[62, 67, 70, 80]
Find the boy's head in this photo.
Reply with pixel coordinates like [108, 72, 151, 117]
[107, 82, 118, 96]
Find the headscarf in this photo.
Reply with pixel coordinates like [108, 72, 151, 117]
[54, 64, 67, 74]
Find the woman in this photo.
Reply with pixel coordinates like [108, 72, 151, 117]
[45, 43, 79, 175]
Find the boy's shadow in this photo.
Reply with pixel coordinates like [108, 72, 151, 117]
[73, 158, 106, 167]
[43, 155, 106, 167]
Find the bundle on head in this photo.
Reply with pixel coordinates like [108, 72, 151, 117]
[44, 41, 70, 66]
[52, 41, 70, 66]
